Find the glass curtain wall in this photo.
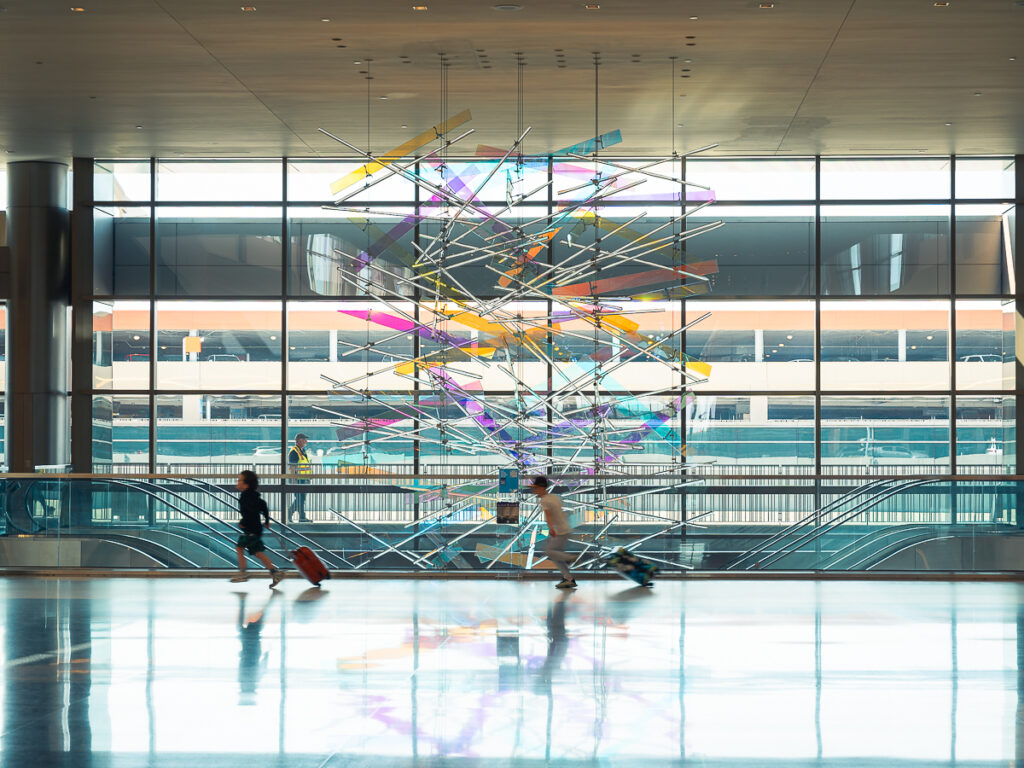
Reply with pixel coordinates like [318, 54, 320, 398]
[88, 156, 1017, 478]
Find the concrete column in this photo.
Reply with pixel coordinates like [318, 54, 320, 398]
[5, 162, 70, 472]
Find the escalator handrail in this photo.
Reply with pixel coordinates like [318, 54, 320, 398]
[168, 478, 352, 569]
[753, 478, 936, 570]
[102, 479, 281, 568]
[723, 478, 896, 570]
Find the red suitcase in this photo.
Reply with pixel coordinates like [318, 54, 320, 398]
[292, 546, 330, 586]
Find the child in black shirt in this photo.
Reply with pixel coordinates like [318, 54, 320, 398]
[231, 470, 284, 587]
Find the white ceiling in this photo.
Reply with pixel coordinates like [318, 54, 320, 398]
[1, 0, 1023, 162]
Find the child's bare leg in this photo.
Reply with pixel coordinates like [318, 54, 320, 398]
[235, 547, 246, 571]
[255, 551, 275, 571]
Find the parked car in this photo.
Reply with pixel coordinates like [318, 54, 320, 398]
[959, 354, 1002, 362]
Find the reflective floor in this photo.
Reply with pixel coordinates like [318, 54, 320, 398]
[0, 576, 1021, 767]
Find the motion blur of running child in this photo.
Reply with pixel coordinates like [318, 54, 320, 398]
[529, 476, 578, 590]
[231, 470, 285, 588]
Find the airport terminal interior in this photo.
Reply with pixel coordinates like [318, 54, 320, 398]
[2, 0, 1024, 765]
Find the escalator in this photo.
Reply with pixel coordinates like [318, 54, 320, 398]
[2, 475, 349, 570]
[725, 477, 1017, 571]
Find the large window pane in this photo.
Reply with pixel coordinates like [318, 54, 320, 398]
[424, 205, 550, 297]
[94, 160, 150, 203]
[820, 300, 949, 391]
[95, 206, 150, 295]
[287, 206, 414, 298]
[685, 395, 814, 468]
[821, 158, 951, 200]
[287, 300, 415, 392]
[156, 160, 282, 202]
[955, 204, 1015, 295]
[288, 160, 414, 203]
[955, 157, 1015, 199]
[156, 301, 281, 390]
[155, 206, 282, 296]
[686, 158, 815, 201]
[424, 301, 549, 391]
[956, 396, 1014, 473]
[289, 394, 413, 469]
[553, 159, 682, 203]
[955, 299, 1014, 390]
[155, 394, 281, 470]
[92, 395, 149, 470]
[821, 396, 950, 471]
[686, 205, 814, 296]
[93, 301, 150, 390]
[821, 205, 949, 295]
[425, 159, 550, 204]
[686, 301, 815, 392]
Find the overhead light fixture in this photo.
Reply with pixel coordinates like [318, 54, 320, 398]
[240, 5, 255, 10]
[1011, 57, 1018, 61]
[493, 3, 522, 9]
[70, 6, 85, 11]
[353, 60, 362, 64]
[945, 122, 952, 126]
[379, 95, 388, 100]
[933, 1, 949, 6]
[401, 124, 408, 128]
[584, 3, 600, 8]
[133, 335, 141, 341]
[270, 335, 277, 341]
[321, 17, 330, 22]
[786, 335, 793, 340]
[689, 15, 698, 19]
[135, 125, 143, 129]
[412, 4, 428, 9]
[759, 2, 774, 7]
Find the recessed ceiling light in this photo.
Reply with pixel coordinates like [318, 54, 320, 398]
[493, 3, 522, 9]
[270, 335, 277, 341]
[1011, 57, 1017, 61]
[240, 5, 255, 10]
[759, 2, 773, 7]
[321, 17, 330, 22]
[379, 95, 388, 100]
[584, 3, 600, 8]
[70, 6, 85, 11]
[401, 124, 408, 128]
[412, 4, 428, 9]
[945, 122, 952, 126]
[786, 335, 793, 340]
[133, 335, 141, 341]
[933, 1, 949, 6]
[689, 15, 698, 19]
[676, 123, 684, 127]
[926, 335, 934, 340]
[353, 60, 362, 64]
[135, 125, 143, 129]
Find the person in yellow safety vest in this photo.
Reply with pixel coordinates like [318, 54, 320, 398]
[288, 433, 312, 523]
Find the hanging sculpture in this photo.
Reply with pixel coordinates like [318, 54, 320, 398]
[310, 97, 723, 570]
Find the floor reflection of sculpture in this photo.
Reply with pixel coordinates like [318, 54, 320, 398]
[314, 110, 724, 571]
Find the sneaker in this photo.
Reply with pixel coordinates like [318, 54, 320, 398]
[230, 572, 249, 583]
[269, 569, 285, 588]
[556, 579, 578, 590]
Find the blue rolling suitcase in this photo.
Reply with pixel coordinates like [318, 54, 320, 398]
[605, 548, 658, 587]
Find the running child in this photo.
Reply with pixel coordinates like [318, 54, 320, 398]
[231, 470, 285, 587]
